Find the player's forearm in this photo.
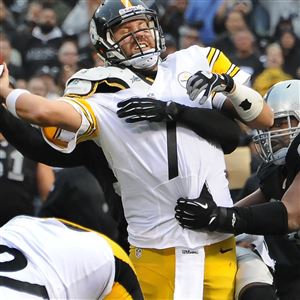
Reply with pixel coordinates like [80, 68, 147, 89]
[234, 188, 267, 207]
[210, 201, 289, 235]
[242, 102, 274, 129]
[3, 89, 82, 132]
[225, 83, 274, 129]
[178, 107, 241, 154]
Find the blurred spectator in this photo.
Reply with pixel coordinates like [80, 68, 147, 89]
[0, 0, 17, 41]
[57, 40, 80, 90]
[20, 6, 63, 78]
[253, 43, 292, 96]
[40, 0, 74, 26]
[233, 0, 270, 39]
[0, 34, 23, 80]
[62, 0, 101, 49]
[27, 76, 48, 97]
[213, 9, 249, 56]
[2, 0, 29, 23]
[278, 29, 300, 78]
[159, 0, 188, 46]
[261, 1, 300, 37]
[228, 29, 263, 84]
[178, 23, 204, 50]
[184, 0, 223, 45]
[34, 66, 60, 99]
[15, 1, 43, 38]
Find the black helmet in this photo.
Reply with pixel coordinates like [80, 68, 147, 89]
[90, 0, 165, 69]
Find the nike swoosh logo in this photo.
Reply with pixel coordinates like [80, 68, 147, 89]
[220, 248, 233, 254]
[197, 203, 208, 209]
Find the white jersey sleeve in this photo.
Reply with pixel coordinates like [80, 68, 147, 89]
[0, 216, 115, 299]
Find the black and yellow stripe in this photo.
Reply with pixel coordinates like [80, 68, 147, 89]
[207, 47, 241, 78]
[57, 219, 143, 300]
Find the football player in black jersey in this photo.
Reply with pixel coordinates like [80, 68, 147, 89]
[175, 79, 300, 299]
[0, 80, 54, 226]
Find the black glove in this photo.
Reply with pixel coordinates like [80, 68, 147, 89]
[117, 97, 183, 123]
[186, 71, 234, 104]
[175, 183, 218, 230]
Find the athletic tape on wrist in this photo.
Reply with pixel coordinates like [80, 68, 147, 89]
[229, 84, 263, 122]
[6, 89, 30, 118]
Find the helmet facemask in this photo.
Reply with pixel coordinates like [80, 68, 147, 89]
[107, 19, 161, 69]
[252, 79, 300, 165]
[253, 113, 300, 165]
[91, 4, 165, 70]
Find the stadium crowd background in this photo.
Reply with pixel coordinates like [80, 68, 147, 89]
[0, 0, 300, 237]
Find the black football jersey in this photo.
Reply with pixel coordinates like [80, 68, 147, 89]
[0, 139, 38, 225]
[264, 133, 300, 285]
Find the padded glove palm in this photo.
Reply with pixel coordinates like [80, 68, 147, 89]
[186, 71, 234, 105]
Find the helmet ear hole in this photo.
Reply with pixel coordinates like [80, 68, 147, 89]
[90, 0, 165, 68]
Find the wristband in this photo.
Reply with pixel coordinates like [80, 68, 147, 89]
[229, 83, 263, 122]
[6, 89, 30, 118]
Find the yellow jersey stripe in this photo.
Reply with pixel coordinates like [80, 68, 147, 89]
[99, 79, 127, 90]
[62, 97, 98, 138]
[229, 66, 240, 77]
[121, 0, 133, 7]
[207, 47, 216, 67]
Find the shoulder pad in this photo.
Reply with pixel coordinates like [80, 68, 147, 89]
[64, 66, 142, 97]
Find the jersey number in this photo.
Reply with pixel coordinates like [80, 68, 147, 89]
[0, 245, 49, 299]
[0, 149, 25, 181]
[167, 122, 178, 180]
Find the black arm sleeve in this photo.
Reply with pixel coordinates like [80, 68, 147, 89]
[0, 105, 83, 167]
[211, 201, 289, 235]
[177, 107, 241, 154]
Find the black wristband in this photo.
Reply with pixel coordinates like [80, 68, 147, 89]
[222, 74, 235, 93]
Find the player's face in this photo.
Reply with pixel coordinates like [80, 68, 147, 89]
[270, 117, 299, 151]
[113, 19, 155, 58]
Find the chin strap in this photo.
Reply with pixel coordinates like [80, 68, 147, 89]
[122, 51, 160, 70]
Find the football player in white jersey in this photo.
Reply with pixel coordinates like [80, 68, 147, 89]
[0, 1, 273, 299]
[0, 215, 143, 299]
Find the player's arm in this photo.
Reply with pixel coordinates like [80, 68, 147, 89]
[175, 168, 297, 235]
[186, 48, 273, 129]
[283, 171, 300, 230]
[0, 64, 98, 154]
[0, 64, 81, 131]
[36, 163, 55, 201]
[175, 133, 300, 235]
[117, 98, 241, 154]
[186, 71, 274, 129]
[0, 104, 85, 167]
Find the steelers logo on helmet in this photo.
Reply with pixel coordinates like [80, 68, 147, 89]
[90, 0, 166, 69]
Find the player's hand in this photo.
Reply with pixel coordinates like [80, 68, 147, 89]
[186, 71, 234, 105]
[0, 63, 11, 100]
[175, 183, 218, 230]
[117, 97, 183, 123]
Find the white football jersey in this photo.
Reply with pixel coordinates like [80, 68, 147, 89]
[0, 216, 115, 299]
[43, 46, 250, 249]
